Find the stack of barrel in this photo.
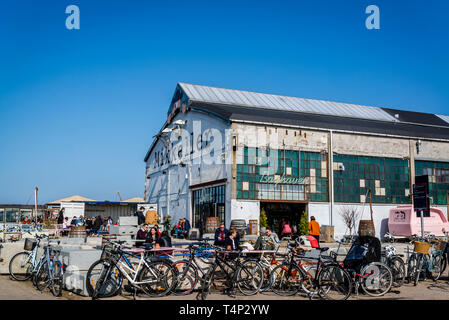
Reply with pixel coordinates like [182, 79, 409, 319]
[205, 217, 220, 233]
[69, 226, 87, 238]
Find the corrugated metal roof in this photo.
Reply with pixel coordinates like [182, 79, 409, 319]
[437, 114, 449, 125]
[179, 82, 399, 123]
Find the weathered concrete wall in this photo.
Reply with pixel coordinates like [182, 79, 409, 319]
[233, 123, 328, 153]
[333, 133, 409, 158]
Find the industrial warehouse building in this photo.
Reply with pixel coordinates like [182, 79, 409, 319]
[144, 83, 449, 239]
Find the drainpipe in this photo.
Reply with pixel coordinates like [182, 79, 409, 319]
[329, 130, 334, 226]
[167, 168, 170, 220]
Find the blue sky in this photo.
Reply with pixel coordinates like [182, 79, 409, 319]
[0, 0, 448, 204]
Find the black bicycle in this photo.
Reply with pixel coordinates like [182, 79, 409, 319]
[196, 245, 264, 300]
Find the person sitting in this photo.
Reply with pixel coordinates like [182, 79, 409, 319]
[154, 224, 162, 238]
[21, 216, 31, 224]
[91, 215, 103, 235]
[158, 231, 172, 248]
[224, 228, 242, 251]
[70, 216, 78, 226]
[147, 227, 160, 247]
[266, 227, 280, 244]
[86, 217, 93, 233]
[214, 223, 229, 247]
[77, 215, 85, 226]
[136, 224, 149, 247]
[174, 219, 183, 238]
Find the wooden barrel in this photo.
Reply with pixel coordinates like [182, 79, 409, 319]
[69, 226, 87, 238]
[205, 217, 220, 233]
[358, 220, 375, 237]
[321, 225, 334, 242]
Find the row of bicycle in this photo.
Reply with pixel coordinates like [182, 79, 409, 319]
[7, 233, 449, 300]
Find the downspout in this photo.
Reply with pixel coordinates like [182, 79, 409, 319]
[329, 130, 334, 226]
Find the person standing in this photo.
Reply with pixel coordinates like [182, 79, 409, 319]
[281, 219, 292, 238]
[57, 208, 65, 224]
[135, 206, 145, 225]
[308, 216, 321, 246]
[182, 218, 191, 239]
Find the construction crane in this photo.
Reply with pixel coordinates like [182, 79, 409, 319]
[116, 191, 123, 202]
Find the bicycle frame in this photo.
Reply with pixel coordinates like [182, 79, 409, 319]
[108, 249, 163, 286]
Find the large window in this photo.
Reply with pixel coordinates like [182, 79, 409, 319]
[192, 185, 226, 233]
[415, 160, 449, 205]
[333, 155, 410, 204]
[236, 147, 328, 201]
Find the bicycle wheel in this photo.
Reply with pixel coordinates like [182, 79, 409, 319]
[430, 253, 444, 281]
[389, 256, 406, 287]
[196, 266, 215, 300]
[236, 259, 264, 296]
[86, 259, 123, 298]
[35, 261, 51, 291]
[407, 254, 418, 284]
[301, 264, 319, 295]
[138, 260, 177, 297]
[414, 254, 424, 286]
[51, 262, 63, 297]
[9, 252, 33, 281]
[317, 263, 352, 300]
[440, 252, 447, 274]
[172, 260, 198, 296]
[260, 264, 274, 292]
[360, 262, 393, 297]
[271, 264, 303, 296]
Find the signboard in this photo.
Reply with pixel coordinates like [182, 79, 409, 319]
[259, 175, 309, 185]
[414, 175, 430, 217]
[60, 202, 85, 219]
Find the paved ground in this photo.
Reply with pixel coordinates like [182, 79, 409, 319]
[2, 273, 449, 301]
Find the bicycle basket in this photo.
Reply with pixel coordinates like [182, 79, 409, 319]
[24, 238, 37, 251]
[414, 241, 431, 254]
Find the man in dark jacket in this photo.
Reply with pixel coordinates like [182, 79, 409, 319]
[214, 223, 229, 247]
[135, 206, 145, 225]
[182, 218, 191, 239]
[57, 208, 65, 224]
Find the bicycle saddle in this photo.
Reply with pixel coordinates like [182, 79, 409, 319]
[318, 247, 329, 252]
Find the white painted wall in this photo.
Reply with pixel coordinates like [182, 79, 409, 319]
[146, 109, 230, 228]
[309, 202, 404, 240]
[230, 200, 260, 228]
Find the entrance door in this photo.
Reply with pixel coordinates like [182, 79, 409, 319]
[260, 202, 307, 236]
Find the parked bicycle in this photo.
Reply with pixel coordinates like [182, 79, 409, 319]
[33, 239, 65, 297]
[270, 241, 352, 300]
[407, 236, 445, 285]
[196, 245, 264, 300]
[170, 242, 216, 296]
[9, 234, 48, 281]
[86, 239, 177, 300]
[381, 245, 406, 287]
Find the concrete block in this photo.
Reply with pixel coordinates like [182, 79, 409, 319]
[109, 225, 138, 236]
[64, 270, 89, 296]
[60, 249, 102, 271]
[119, 216, 138, 226]
[86, 237, 103, 247]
